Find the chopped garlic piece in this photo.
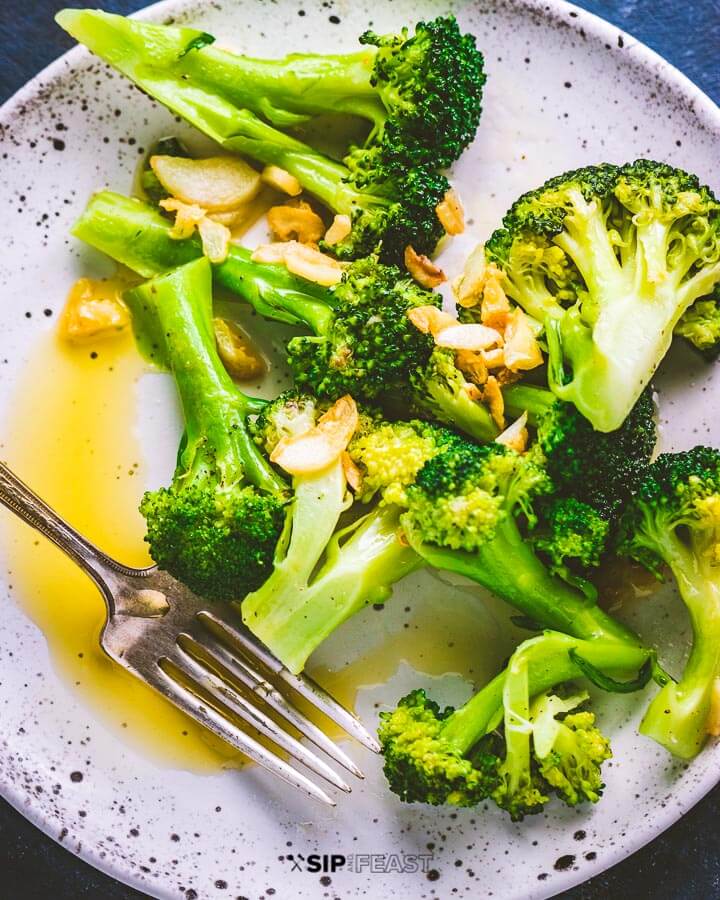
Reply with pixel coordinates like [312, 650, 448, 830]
[404, 245, 446, 288]
[483, 375, 505, 430]
[151, 155, 260, 211]
[324, 214, 352, 247]
[271, 395, 358, 475]
[214, 318, 266, 381]
[455, 349, 488, 386]
[481, 267, 512, 331]
[197, 216, 231, 264]
[464, 381, 483, 401]
[285, 242, 345, 286]
[207, 207, 249, 228]
[503, 308, 544, 372]
[160, 197, 206, 239]
[453, 244, 487, 308]
[59, 278, 130, 343]
[251, 242, 291, 264]
[436, 188, 465, 235]
[407, 305, 457, 335]
[481, 347, 506, 369]
[434, 323, 503, 351]
[261, 164, 302, 196]
[496, 412, 529, 453]
[268, 201, 325, 244]
[342, 451, 363, 492]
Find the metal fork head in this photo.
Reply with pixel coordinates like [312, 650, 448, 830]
[0, 461, 378, 806]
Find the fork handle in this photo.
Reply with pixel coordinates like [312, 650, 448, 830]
[0, 460, 131, 600]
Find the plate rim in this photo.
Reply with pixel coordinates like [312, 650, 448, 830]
[0, 0, 719, 897]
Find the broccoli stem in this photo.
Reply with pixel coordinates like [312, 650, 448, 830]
[640, 541, 720, 758]
[408, 514, 640, 645]
[502, 383, 556, 426]
[73, 192, 335, 333]
[125, 258, 284, 495]
[422, 379, 498, 443]
[243, 504, 423, 673]
[440, 632, 650, 754]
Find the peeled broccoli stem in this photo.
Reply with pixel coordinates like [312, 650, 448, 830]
[542, 189, 720, 432]
[125, 257, 285, 496]
[429, 631, 650, 758]
[406, 513, 640, 646]
[57, 10, 396, 234]
[639, 535, 720, 759]
[243, 503, 423, 673]
[74, 192, 335, 333]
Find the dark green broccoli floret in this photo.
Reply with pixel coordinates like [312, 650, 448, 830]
[400, 439, 648, 647]
[485, 160, 720, 431]
[73, 193, 503, 442]
[618, 447, 720, 758]
[125, 258, 287, 601]
[379, 630, 643, 815]
[533, 498, 610, 573]
[675, 285, 720, 359]
[58, 9, 460, 263]
[242, 402, 427, 673]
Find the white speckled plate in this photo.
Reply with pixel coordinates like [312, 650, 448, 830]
[1, 1, 719, 898]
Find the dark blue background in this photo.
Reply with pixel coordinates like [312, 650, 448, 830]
[0, 2, 718, 898]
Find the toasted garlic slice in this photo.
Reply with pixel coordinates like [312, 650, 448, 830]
[481, 267, 512, 331]
[59, 278, 130, 343]
[483, 375, 505, 430]
[481, 347, 506, 369]
[436, 188, 465, 235]
[261, 164, 303, 196]
[342, 451, 363, 493]
[455, 349, 488, 386]
[206, 207, 249, 228]
[434, 323, 503, 351]
[707, 678, 720, 736]
[404, 245, 446, 288]
[464, 381, 483, 401]
[151, 155, 260, 212]
[453, 244, 487, 309]
[251, 242, 291, 264]
[503, 308, 544, 372]
[407, 305, 456, 335]
[160, 197, 206, 239]
[324, 214, 352, 247]
[197, 216, 231, 264]
[214, 318, 266, 381]
[496, 412, 529, 454]
[268, 201, 325, 244]
[271, 395, 358, 475]
[285, 242, 345, 286]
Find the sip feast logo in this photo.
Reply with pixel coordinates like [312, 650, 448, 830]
[286, 851, 434, 874]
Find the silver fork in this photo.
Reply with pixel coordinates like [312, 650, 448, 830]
[0, 462, 380, 806]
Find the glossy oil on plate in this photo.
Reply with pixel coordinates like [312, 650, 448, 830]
[0, 1, 718, 898]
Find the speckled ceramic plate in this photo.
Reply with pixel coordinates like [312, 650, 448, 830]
[1, 1, 719, 898]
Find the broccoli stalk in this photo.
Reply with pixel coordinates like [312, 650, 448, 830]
[379, 630, 649, 814]
[241, 394, 422, 673]
[486, 161, 720, 431]
[57, 9, 452, 262]
[125, 258, 287, 600]
[73, 192, 506, 442]
[618, 447, 720, 758]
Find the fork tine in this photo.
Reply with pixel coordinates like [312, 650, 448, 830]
[189, 625, 364, 779]
[174, 637, 351, 793]
[153, 658, 336, 806]
[198, 610, 381, 753]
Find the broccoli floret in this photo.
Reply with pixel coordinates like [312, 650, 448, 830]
[242, 401, 425, 673]
[125, 258, 287, 600]
[401, 439, 647, 646]
[485, 160, 720, 431]
[379, 630, 643, 815]
[57, 9, 457, 263]
[73, 193, 503, 442]
[675, 286, 720, 359]
[618, 447, 720, 758]
[533, 497, 611, 573]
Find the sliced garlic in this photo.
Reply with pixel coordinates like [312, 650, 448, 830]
[404, 245, 446, 288]
[213, 318, 266, 381]
[434, 323, 503, 351]
[284, 242, 345, 286]
[324, 214, 352, 247]
[481, 347, 506, 369]
[342, 451, 363, 493]
[151, 155, 260, 212]
[160, 197, 206, 239]
[496, 411, 529, 453]
[261, 164, 302, 196]
[455, 349, 488, 386]
[407, 305, 456, 335]
[503, 308, 544, 372]
[453, 244, 487, 309]
[271, 395, 359, 475]
[59, 278, 130, 343]
[197, 216, 231, 264]
[268, 201, 325, 244]
[251, 242, 291, 265]
[483, 375, 505, 430]
[481, 268, 512, 331]
[435, 188, 465, 235]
